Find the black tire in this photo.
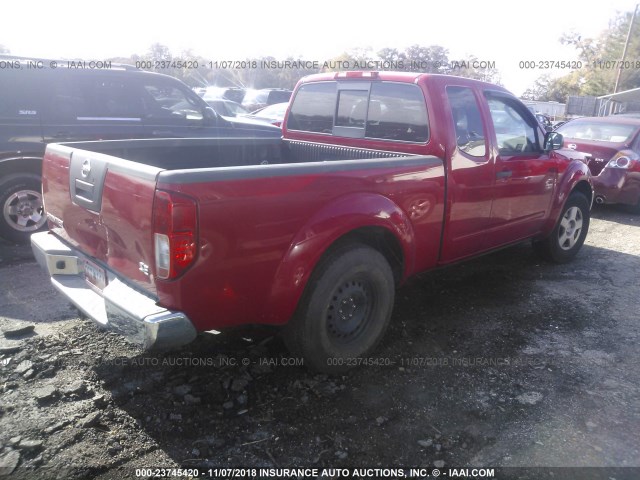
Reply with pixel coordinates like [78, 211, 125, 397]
[533, 191, 590, 263]
[283, 243, 395, 374]
[0, 173, 47, 244]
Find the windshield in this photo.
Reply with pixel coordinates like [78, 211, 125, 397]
[227, 103, 249, 115]
[558, 120, 638, 143]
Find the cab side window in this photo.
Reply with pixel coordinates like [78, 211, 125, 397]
[486, 94, 541, 155]
[446, 86, 487, 157]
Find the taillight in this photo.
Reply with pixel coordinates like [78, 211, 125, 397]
[153, 190, 197, 280]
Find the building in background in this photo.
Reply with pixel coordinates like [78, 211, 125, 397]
[566, 88, 640, 117]
[521, 100, 566, 120]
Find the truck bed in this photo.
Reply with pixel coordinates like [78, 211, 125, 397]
[37, 136, 445, 343]
[63, 137, 407, 171]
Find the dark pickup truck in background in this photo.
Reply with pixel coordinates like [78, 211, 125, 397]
[32, 72, 592, 372]
[0, 56, 280, 243]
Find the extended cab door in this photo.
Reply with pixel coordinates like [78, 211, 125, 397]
[483, 91, 557, 248]
[439, 85, 495, 263]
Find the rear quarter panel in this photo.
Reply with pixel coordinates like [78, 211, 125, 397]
[155, 158, 445, 330]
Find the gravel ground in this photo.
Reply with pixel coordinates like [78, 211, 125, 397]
[0, 205, 639, 479]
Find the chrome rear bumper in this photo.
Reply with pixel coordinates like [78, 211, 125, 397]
[31, 231, 197, 350]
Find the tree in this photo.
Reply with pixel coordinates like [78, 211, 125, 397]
[524, 9, 640, 102]
[109, 44, 213, 88]
[105, 42, 501, 91]
[377, 48, 406, 66]
[562, 10, 640, 94]
[379, 47, 443, 71]
[450, 55, 501, 84]
[322, 48, 376, 72]
[321, 52, 357, 72]
[378, 45, 502, 80]
[521, 73, 582, 102]
[147, 43, 172, 62]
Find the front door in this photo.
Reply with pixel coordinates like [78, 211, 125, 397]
[483, 92, 557, 249]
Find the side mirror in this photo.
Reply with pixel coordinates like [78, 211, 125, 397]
[203, 106, 218, 124]
[544, 131, 563, 151]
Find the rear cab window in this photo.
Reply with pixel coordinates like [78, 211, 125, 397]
[287, 81, 429, 143]
[286, 82, 336, 134]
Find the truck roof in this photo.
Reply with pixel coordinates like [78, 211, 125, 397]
[298, 71, 511, 92]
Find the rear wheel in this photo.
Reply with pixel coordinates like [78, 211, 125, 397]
[0, 174, 47, 244]
[283, 244, 395, 374]
[534, 191, 590, 263]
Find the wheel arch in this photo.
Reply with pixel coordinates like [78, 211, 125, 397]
[320, 226, 405, 285]
[540, 161, 593, 238]
[572, 179, 593, 206]
[0, 156, 44, 179]
[534, 186, 591, 263]
[263, 192, 415, 325]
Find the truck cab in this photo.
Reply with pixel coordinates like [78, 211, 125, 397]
[282, 71, 591, 264]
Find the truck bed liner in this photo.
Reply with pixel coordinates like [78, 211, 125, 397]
[61, 137, 413, 171]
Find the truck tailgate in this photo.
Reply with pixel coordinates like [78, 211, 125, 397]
[42, 143, 162, 295]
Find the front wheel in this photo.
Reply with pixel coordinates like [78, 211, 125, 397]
[283, 244, 395, 374]
[534, 191, 590, 263]
[0, 173, 47, 244]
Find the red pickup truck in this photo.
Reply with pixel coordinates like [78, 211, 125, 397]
[31, 72, 593, 372]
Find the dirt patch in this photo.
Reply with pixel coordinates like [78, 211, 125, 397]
[1, 205, 639, 478]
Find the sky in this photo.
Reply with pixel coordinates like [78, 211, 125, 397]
[2, 0, 639, 95]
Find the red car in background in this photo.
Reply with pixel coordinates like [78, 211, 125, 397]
[557, 116, 640, 212]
